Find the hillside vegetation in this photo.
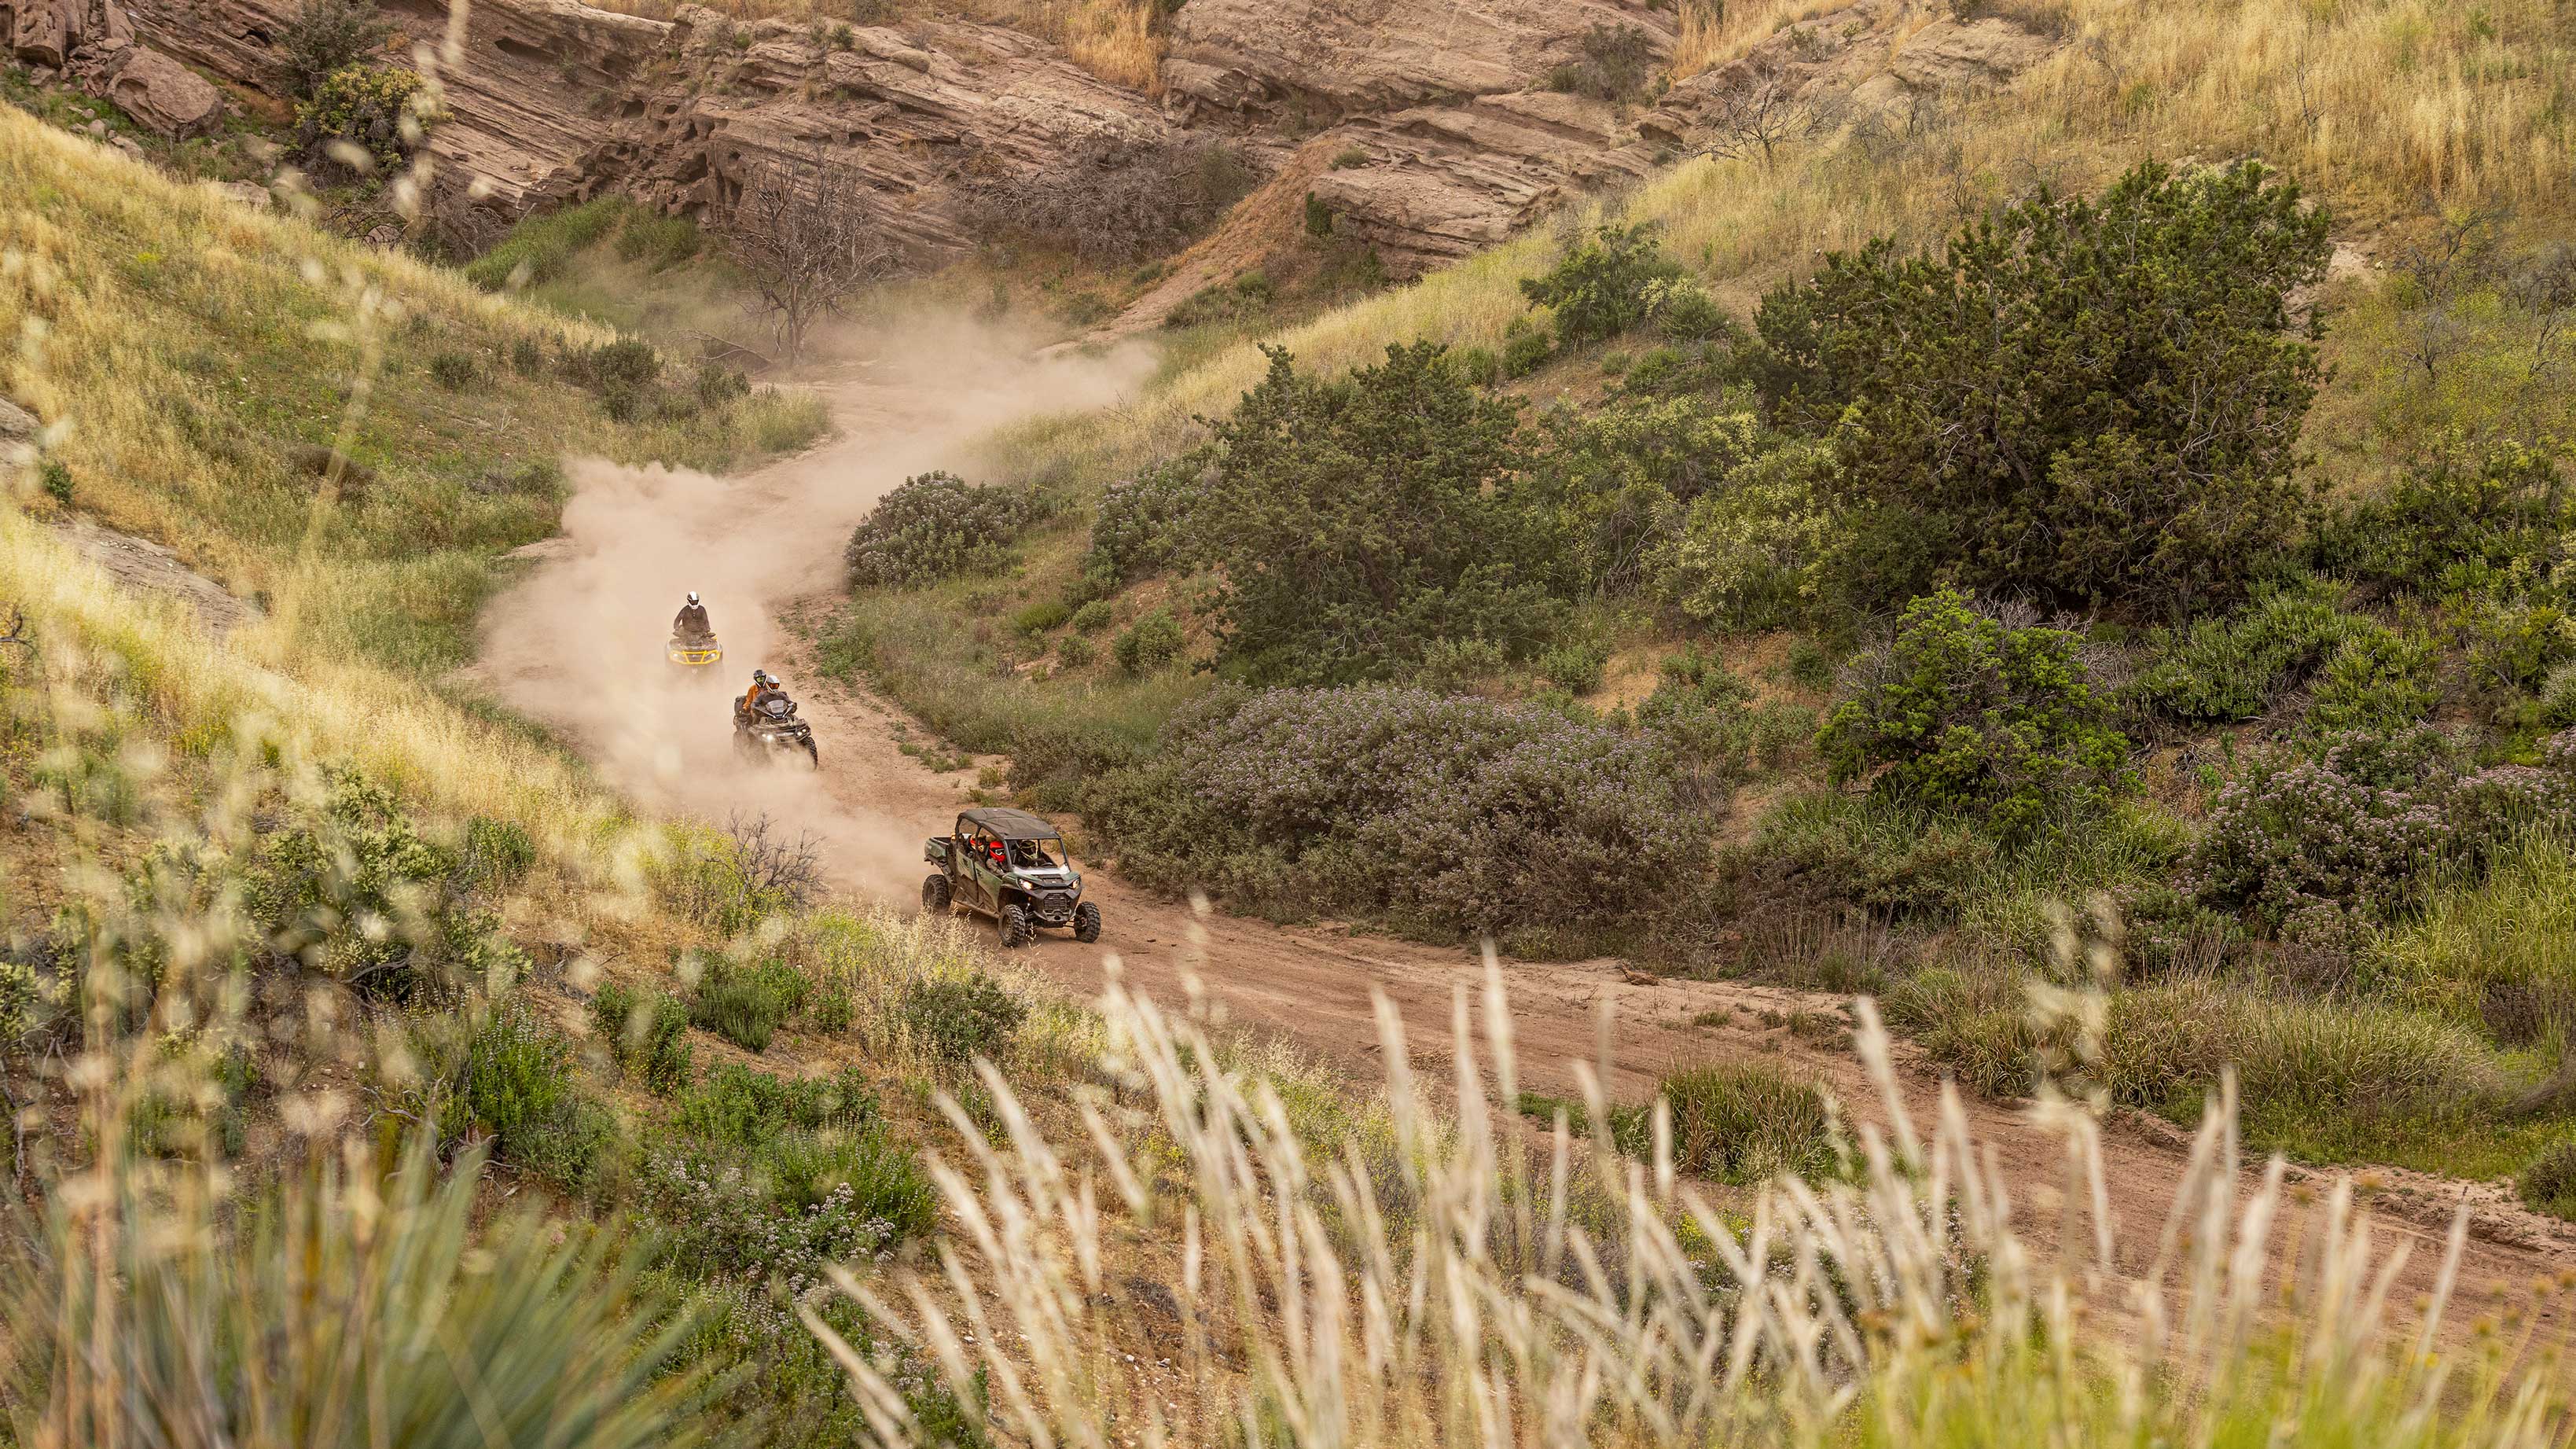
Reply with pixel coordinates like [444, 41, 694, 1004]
[829, 0, 2576, 1187]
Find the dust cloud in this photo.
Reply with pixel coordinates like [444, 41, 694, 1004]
[477, 311, 1155, 899]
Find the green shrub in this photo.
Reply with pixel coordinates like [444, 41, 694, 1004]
[674, 1061, 879, 1146]
[509, 335, 545, 374]
[1531, 392, 1768, 597]
[1452, 344, 1503, 386]
[2520, 1138, 2576, 1221]
[1817, 590, 2135, 837]
[1013, 598, 1073, 635]
[2127, 581, 2357, 723]
[1056, 633, 1096, 669]
[293, 64, 429, 173]
[591, 981, 694, 1094]
[277, 0, 391, 97]
[899, 974, 1026, 1073]
[2541, 659, 2576, 726]
[427, 350, 481, 391]
[1164, 271, 1275, 328]
[1536, 639, 1610, 694]
[1112, 609, 1185, 675]
[1086, 459, 1199, 585]
[616, 212, 705, 269]
[1610, 1061, 1842, 1184]
[845, 470, 1055, 588]
[1501, 318, 1554, 377]
[1648, 435, 1843, 630]
[1171, 343, 1567, 682]
[2306, 626, 2442, 733]
[1883, 965, 2042, 1097]
[1070, 598, 1115, 633]
[466, 1000, 621, 1195]
[37, 458, 71, 504]
[1519, 222, 1685, 345]
[2311, 437, 2574, 601]
[689, 956, 810, 1054]
[460, 815, 537, 890]
[1746, 161, 2328, 609]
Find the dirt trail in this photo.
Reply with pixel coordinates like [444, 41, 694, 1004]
[485, 330, 2576, 1352]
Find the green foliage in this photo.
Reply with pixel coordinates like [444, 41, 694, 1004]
[674, 1061, 880, 1147]
[466, 197, 636, 291]
[2126, 580, 2357, 723]
[459, 815, 537, 890]
[1070, 598, 1115, 633]
[1529, 392, 1768, 596]
[2520, 1138, 2576, 1221]
[1112, 609, 1185, 675]
[689, 955, 810, 1054]
[898, 973, 1027, 1073]
[241, 770, 524, 1000]
[293, 64, 429, 173]
[1537, 639, 1610, 694]
[1649, 436, 1843, 630]
[1175, 344, 1566, 682]
[1086, 459, 1198, 586]
[427, 350, 481, 392]
[1611, 1061, 1843, 1185]
[1519, 222, 1685, 347]
[2307, 625, 2442, 733]
[6, 1138, 707, 1449]
[277, 0, 391, 97]
[1501, 317, 1554, 378]
[37, 458, 70, 504]
[466, 998, 622, 1196]
[2542, 658, 2576, 726]
[845, 470, 1056, 588]
[1055, 633, 1096, 669]
[592, 980, 695, 1094]
[2311, 437, 2574, 601]
[1817, 590, 2135, 837]
[1165, 271, 1275, 329]
[616, 212, 707, 270]
[1748, 161, 2330, 609]
[1638, 649, 1812, 795]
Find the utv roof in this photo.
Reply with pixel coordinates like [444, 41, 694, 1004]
[958, 807, 1062, 840]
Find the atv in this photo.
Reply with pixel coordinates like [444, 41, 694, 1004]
[733, 692, 818, 768]
[923, 807, 1100, 947]
[667, 630, 725, 672]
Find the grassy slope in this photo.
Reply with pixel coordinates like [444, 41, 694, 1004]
[829, 0, 2576, 1179]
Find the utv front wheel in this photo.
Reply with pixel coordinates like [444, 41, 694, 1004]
[922, 873, 951, 914]
[998, 904, 1032, 948]
[1072, 901, 1101, 944]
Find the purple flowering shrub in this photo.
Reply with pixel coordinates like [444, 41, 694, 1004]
[2187, 726, 2576, 947]
[1085, 686, 1704, 936]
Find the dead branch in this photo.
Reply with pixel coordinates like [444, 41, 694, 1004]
[729, 153, 904, 366]
[725, 809, 825, 914]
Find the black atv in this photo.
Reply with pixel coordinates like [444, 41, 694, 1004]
[733, 692, 818, 768]
[923, 807, 1100, 947]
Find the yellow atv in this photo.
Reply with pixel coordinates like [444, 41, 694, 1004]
[667, 631, 725, 671]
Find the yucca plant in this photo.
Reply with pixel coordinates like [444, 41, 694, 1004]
[1, 1128, 707, 1449]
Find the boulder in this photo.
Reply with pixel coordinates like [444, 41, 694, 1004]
[1165, 0, 1672, 120]
[206, 178, 270, 210]
[5, 0, 76, 68]
[0, 395, 35, 443]
[104, 46, 222, 138]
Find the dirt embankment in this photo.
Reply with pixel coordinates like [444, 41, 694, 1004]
[483, 318, 2576, 1353]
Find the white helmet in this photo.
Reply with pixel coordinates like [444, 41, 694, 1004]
[686, 590, 700, 605]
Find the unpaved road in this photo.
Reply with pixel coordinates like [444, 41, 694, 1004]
[487, 343, 2576, 1350]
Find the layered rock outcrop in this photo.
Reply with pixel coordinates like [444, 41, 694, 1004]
[6, 0, 222, 138]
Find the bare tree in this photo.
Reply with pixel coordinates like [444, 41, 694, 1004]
[0, 605, 28, 655]
[730, 154, 902, 366]
[724, 810, 824, 914]
[2390, 202, 2508, 381]
[2508, 241, 2576, 390]
[1689, 60, 1841, 173]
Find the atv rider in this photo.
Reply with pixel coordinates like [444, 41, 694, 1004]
[737, 668, 790, 727]
[673, 591, 712, 643]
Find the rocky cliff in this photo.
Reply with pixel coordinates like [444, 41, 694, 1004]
[70, 0, 2063, 276]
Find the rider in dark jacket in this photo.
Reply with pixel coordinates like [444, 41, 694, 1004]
[674, 591, 711, 641]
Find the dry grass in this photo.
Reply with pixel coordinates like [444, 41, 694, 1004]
[820, 972, 2572, 1448]
[1669, 0, 1847, 80]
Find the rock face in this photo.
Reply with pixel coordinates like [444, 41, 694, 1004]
[6, 0, 222, 138]
[601, 8, 1173, 254]
[1166, 0, 1674, 275]
[101, 0, 2064, 278]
